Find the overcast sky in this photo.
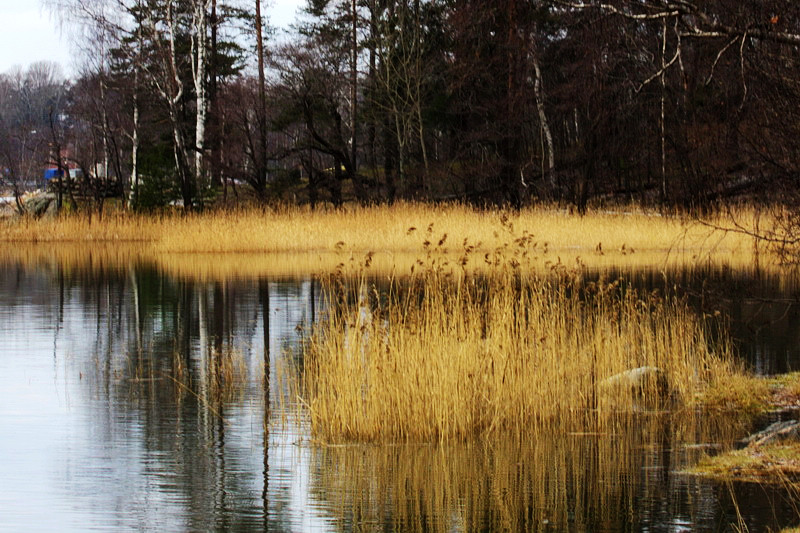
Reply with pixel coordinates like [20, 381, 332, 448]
[0, 0, 306, 77]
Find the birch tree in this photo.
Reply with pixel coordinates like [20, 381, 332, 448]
[48, 0, 219, 209]
[191, 0, 212, 199]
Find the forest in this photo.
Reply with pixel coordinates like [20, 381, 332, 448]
[2, 0, 800, 213]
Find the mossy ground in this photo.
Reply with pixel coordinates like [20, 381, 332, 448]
[690, 443, 800, 484]
[689, 373, 800, 484]
[699, 373, 773, 416]
[699, 372, 800, 416]
[770, 372, 800, 409]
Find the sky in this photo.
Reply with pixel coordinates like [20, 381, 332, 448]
[0, 0, 306, 77]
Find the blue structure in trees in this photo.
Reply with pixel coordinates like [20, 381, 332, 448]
[43, 168, 63, 181]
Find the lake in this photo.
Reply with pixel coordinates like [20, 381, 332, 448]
[0, 255, 798, 531]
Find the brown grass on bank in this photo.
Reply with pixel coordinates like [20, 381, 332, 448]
[0, 202, 763, 254]
[698, 371, 800, 417]
[300, 254, 742, 442]
[0, 203, 782, 278]
[700, 372, 773, 416]
[0, 210, 161, 243]
[145, 203, 758, 257]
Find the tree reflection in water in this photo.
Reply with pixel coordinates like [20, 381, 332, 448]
[0, 257, 798, 531]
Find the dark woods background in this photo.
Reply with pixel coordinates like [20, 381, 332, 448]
[2, 0, 799, 212]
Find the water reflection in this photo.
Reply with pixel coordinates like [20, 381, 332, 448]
[309, 415, 785, 531]
[610, 265, 800, 374]
[0, 258, 798, 531]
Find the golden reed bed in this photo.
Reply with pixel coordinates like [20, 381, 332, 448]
[0, 203, 778, 278]
[298, 262, 745, 442]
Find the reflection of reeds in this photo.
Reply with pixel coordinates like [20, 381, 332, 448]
[119, 346, 249, 414]
[692, 442, 800, 532]
[206, 347, 248, 404]
[302, 254, 742, 442]
[309, 414, 746, 532]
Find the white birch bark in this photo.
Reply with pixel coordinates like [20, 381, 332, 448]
[350, 0, 358, 172]
[129, 66, 139, 207]
[192, 0, 211, 193]
[532, 52, 555, 187]
[151, 0, 193, 207]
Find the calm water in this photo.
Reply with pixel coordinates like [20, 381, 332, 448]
[0, 258, 798, 532]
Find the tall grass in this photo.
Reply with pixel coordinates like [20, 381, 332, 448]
[0, 203, 781, 279]
[301, 255, 741, 442]
[0, 202, 764, 255]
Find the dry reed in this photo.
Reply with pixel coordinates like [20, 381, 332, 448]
[1, 203, 788, 281]
[0, 203, 771, 268]
[301, 253, 742, 442]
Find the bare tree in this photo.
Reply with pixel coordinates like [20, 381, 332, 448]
[349, 0, 358, 177]
[191, 0, 213, 199]
[371, 0, 428, 196]
[48, 0, 216, 209]
[0, 63, 68, 212]
[251, 0, 270, 201]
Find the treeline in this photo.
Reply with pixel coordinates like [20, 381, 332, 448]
[3, 0, 800, 212]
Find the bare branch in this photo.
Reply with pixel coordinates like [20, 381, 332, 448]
[554, 1, 680, 20]
[636, 44, 680, 92]
[704, 35, 739, 86]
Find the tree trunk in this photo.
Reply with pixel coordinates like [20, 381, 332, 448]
[532, 51, 555, 189]
[50, 109, 77, 212]
[255, 0, 269, 201]
[412, 0, 428, 192]
[192, 0, 211, 203]
[660, 17, 667, 201]
[164, 0, 194, 209]
[128, 19, 143, 209]
[350, 0, 358, 176]
[169, 102, 195, 209]
[367, 0, 378, 179]
[99, 69, 112, 214]
[208, 0, 221, 189]
[383, 119, 396, 202]
[129, 67, 140, 208]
